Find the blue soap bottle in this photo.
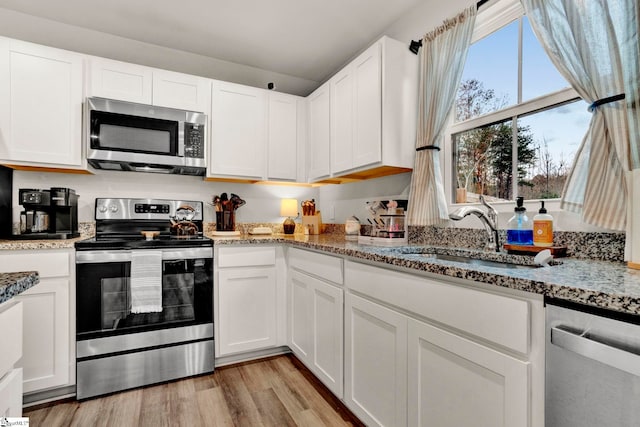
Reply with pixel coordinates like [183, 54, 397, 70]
[507, 197, 533, 245]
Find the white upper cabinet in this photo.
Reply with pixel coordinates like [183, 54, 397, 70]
[89, 57, 211, 114]
[311, 35, 418, 182]
[331, 66, 354, 174]
[268, 92, 301, 181]
[331, 42, 381, 175]
[89, 57, 152, 104]
[306, 81, 331, 182]
[208, 80, 267, 180]
[152, 69, 211, 113]
[0, 38, 84, 169]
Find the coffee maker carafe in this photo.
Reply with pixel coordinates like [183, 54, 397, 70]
[15, 187, 80, 239]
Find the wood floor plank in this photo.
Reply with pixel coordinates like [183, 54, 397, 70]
[218, 366, 265, 427]
[196, 386, 234, 427]
[23, 355, 362, 427]
[251, 388, 298, 427]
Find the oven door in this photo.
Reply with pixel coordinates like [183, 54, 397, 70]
[76, 247, 213, 341]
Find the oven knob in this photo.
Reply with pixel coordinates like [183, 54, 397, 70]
[98, 204, 108, 213]
[109, 204, 118, 213]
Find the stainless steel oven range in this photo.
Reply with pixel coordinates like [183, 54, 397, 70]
[74, 198, 213, 400]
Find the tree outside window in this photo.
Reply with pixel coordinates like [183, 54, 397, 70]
[450, 11, 590, 204]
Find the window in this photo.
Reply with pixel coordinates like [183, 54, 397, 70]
[447, 0, 591, 204]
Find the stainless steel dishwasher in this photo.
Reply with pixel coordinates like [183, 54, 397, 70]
[546, 299, 640, 427]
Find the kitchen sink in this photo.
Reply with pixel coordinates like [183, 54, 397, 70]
[425, 253, 539, 269]
[376, 246, 561, 269]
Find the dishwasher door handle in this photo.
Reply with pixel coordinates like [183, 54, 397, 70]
[551, 326, 640, 377]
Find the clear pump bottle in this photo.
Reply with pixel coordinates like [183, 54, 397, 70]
[507, 197, 533, 245]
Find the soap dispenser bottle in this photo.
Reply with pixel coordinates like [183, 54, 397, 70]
[507, 197, 533, 245]
[533, 201, 554, 247]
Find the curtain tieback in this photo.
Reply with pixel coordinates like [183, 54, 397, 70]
[588, 93, 625, 112]
[416, 145, 441, 152]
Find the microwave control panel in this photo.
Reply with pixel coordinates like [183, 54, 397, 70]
[184, 123, 204, 159]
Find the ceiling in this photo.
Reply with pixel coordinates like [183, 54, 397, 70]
[0, 0, 424, 84]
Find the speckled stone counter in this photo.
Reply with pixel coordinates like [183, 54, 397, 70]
[0, 223, 94, 251]
[210, 233, 640, 316]
[0, 271, 39, 304]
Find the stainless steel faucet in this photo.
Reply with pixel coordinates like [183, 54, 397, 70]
[449, 195, 500, 252]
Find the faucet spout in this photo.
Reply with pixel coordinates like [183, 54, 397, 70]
[449, 196, 500, 252]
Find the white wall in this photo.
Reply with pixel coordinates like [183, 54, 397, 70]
[0, 7, 318, 97]
[13, 170, 318, 224]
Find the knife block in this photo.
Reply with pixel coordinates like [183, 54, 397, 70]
[302, 212, 322, 235]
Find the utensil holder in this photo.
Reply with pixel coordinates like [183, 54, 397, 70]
[216, 210, 236, 231]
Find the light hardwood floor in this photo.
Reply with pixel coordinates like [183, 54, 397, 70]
[24, 354, 364, 427]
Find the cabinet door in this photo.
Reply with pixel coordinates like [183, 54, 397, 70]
[89, 57, 152, 104]
[0, 368, 22, 417]
[268, 92, 299, 181]
[353, 42, 382, 168]
[408, 318, 529, 427]
[289, 270, 313, 362]
[0, 38, 83, 168]
[218, 267, 277, 355]
[345, 293, 407, 427]
[209, 81, 267, 179]
[312, 278, 344, 398]
[15, 278, 70, 393]
[307, 82, 331, 181]
[152, 69, 211, 113]
[330, 67, 354, 174]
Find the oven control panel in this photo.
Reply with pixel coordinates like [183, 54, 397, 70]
[95, 198, 203, 220]
[134, 204, 171, 214]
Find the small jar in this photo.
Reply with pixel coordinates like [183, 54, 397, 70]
[345, 216, 361, 240]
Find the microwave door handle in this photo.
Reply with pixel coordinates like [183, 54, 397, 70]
[178, 122, 185, 157]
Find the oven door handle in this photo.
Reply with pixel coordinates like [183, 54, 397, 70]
[551, 325, 640, 377]
[76, 247, 212, 263]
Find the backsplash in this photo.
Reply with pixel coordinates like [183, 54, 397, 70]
[72, 222, 625, 262]
[408, 226, 626, 262]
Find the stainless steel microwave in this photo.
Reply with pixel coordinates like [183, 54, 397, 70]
[86, 97, 207, 176]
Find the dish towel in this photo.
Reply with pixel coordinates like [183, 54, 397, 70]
[130, 250, 163, 313]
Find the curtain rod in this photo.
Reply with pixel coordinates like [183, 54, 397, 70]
[409, 0, 488, 54]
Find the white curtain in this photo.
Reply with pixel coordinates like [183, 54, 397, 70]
[522, 0, 639, 231]
[407, 6, 477, 226]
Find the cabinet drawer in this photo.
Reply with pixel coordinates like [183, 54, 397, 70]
[289, 248, 343, 284]
[0, 250, 70, 277]
[346, 260, 530, 354]
[0, 301, 22, 376]
[217, 246, 276, 267]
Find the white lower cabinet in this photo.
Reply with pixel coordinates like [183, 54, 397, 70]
[344, 260, 544, 427]
[289, 269, 343, 397]
[288, 248, 344, 397]
[408, 318, 529, 427]
[0, 300, 23, 417]
[216, 246, 286, 357]
[0, 249, 74, 395]
[218, 267, 277, 355]
[344, 292, 407, 427]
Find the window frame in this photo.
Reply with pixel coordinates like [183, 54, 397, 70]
[442, 0, 582, 212]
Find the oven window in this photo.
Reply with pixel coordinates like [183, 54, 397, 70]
[77, 257, 212, 339]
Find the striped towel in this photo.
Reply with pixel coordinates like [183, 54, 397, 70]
[130, 250, 163, 313]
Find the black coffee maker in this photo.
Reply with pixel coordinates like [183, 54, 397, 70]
[15, 187, 80, 239]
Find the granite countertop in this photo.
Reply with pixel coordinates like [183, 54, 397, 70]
[211, 233, 640, 316]
[3, 231, 639, 315]
[0, 271, 39, 304]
